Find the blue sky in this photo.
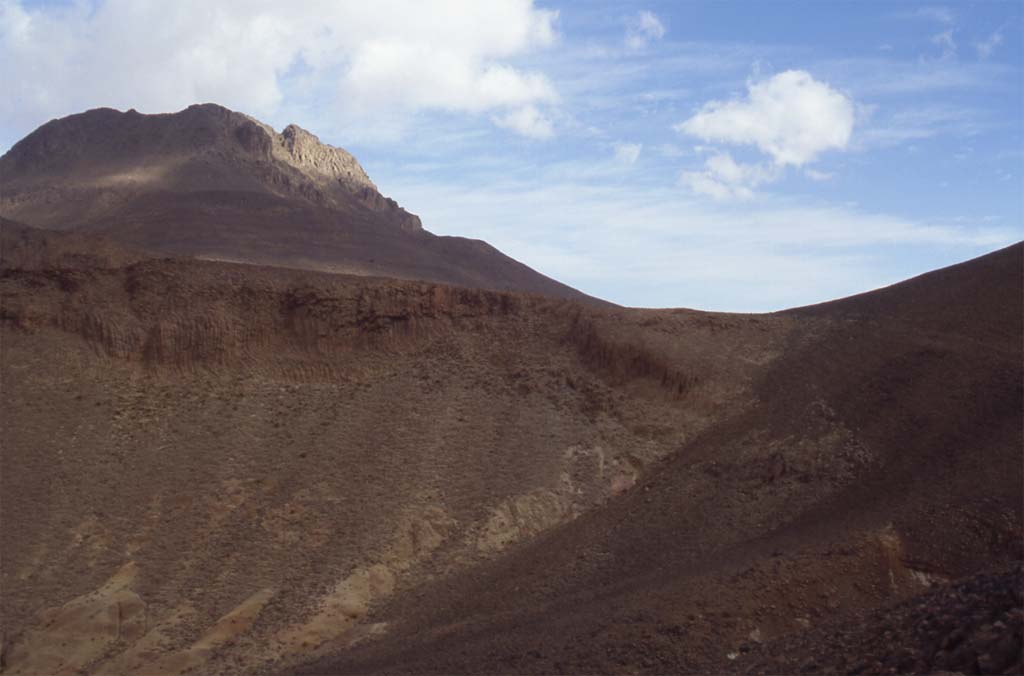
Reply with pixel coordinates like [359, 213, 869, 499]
[1, 0, 1021, 310]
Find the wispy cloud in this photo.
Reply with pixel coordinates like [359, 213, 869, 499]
[856, 104, 989, 148]
[625, 11, 666, 51]
[679, 153, 779, 201]
[819, 57, 1013, 96]
[492, 105, 555, 139]
[975, 29, 1005, 59]
[897, 6, 955, 25]
[378, 173, 1018, 310]
[613, 142, 642, 165]
[931, 29, 957, 60]
[656, 143, 686, 158]
[889, 5, 962, 62]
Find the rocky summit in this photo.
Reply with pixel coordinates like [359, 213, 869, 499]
[0, 105, 592, 301]
[0, 104, 399, 222]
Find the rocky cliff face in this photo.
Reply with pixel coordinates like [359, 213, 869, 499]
[276, 123, 374, 191]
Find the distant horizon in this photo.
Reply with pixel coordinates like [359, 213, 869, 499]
[2, 0, 1021, 311]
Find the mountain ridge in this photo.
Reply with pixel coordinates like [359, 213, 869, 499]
[0, 105, 600, 303]
[0, 103, 417, 229]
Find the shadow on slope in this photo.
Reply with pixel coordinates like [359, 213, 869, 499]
[297, 243, 1022, 675]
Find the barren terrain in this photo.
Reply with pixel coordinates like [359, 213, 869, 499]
[0, 106, 1020, 676]
[1, 235, 1019, 675]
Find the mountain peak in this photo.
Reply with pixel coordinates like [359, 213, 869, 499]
[0, 103, 600, 303]
[0, 104, 413, 230]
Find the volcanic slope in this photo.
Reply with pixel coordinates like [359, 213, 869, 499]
[0, 105, 593, 301]
[0, 233, 1020, 675]
[299, 242, 1024, 675]
[0, 224, 784, 675]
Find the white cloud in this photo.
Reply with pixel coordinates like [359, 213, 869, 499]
[342, 49, 557, 112]
[674, 71, 854, 199]
[804, 168, 834, 181]
[975, 29, 1004, 59]
[679, 152, 778, 201]
[492, 105, 554, 139]
[625, 10, 666, 50]
[679, 171, 742, 201]
[676, 70, 855, 167]
[0, 0, 560, 139]
[613, 142, 642, 164]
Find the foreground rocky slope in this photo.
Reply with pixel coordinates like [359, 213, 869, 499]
[0, 227, 778, 674]
[0, 106, 594, 301]
[740, 563, 1022, 674]
[299, 242, 1023, 675]
[0, 230, 1020, 675]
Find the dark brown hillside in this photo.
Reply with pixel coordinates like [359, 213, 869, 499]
[0, 106, 598, 302]
[0, 117, 1020, 675]
[0, 249, 782, 675]
[299, 243, 1023, 675]
[786, 241, 1022, 339]
[0, 217, 145, 270]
